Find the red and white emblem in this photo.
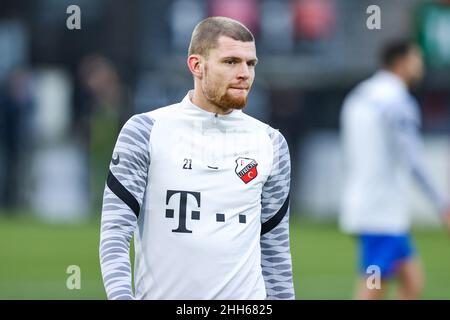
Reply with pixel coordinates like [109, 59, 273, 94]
[235, 157, 258, 184]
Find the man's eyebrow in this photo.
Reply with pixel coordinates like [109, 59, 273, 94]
[221, 56, 240, 61]
[221, 56, 259, 63]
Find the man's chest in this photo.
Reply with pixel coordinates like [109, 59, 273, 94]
[142, 118, 273, 237]
[148, 119, 272, 188]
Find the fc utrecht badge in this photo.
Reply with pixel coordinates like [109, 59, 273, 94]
[235, 157, 258, 184]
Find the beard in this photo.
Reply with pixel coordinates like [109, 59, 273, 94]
[217, 90, 247, 110]
[202, 66, 249, 112]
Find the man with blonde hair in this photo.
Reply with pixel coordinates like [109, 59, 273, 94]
[99, 17, 295, 300]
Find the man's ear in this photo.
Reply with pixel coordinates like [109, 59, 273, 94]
[187, 54, 203, 79]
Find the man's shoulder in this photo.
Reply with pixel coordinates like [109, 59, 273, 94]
[145, 102, 181, 119]
[349, 72, 402, 99]
[239, 111, 271, 133]
[122, 103, 180, 132]
[240, 112, 287, 145]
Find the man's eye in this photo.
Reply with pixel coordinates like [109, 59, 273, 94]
[225, 60, 236, 65]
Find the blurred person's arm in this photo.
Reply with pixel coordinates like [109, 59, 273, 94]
[99, 114, 154, 300]
[387, 99, 448, 216]
[260, 129, 295, 300]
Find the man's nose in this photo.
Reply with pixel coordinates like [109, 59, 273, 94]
[237, 62, 250, 80]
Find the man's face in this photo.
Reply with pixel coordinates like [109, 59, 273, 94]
[201, 36, 257, 111]
[404, 46, 424, 85]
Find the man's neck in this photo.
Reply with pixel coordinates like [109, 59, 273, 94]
[190, 89, 233, 115]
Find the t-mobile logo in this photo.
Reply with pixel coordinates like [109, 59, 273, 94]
[165, 190, 201, 233]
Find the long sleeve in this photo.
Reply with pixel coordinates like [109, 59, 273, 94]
[99, 114, 154, 300]
[260, 128, 295, 300]
[386, 98, 448, 214]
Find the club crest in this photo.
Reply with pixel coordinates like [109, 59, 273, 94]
[235, 157, 258, 184]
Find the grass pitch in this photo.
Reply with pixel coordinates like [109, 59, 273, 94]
[0, 214, 449, 299]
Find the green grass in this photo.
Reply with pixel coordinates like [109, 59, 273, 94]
[0, 215, 105, 299]
[290, 217, 357, 299]
[290, 216, 450, 299]
[0, 214, 449, 299]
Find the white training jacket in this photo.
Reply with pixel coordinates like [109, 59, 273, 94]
[99, 91, 295, 300]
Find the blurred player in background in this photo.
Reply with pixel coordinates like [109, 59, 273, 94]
[340, 39, 450, 300]
[99, 16, 294, 299]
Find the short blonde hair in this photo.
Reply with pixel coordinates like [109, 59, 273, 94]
[188, 16, 254, 57]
